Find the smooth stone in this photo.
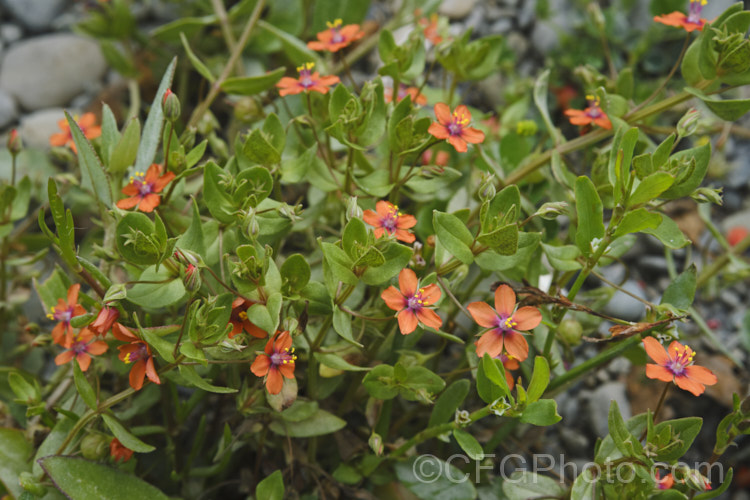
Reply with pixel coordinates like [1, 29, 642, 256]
[518, 0, 536, 28]
[0, 23, 22, 44]
[603, 280, 647, 322]
[490, 18, 514, 34]
[589, 382, 631, 438]
[559, 427, 589, 456]
[531, 22, 559, 54]
[0, 34, 107, 111]
[18, 108, 66, 150]
[438, 0, 477, 19]
[1, 0, 68, 32]
[0, 89, 17, 128]
[638, 256, 669, 275]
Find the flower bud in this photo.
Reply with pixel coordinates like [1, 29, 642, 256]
[80, 433, 110, 460]
[243, 212, 260, 239]
[110, 438, 134, 463]
[184, 263, 202, 294]
[690, 187, 723, 205]
[345, 196, 363, 221]
[318, 362, 343, 378]
[174, 248, 204, 268]
[478, 174, 496, 201]
[234, 97, 263, 123]
[369, 433, 384, 455]
[103, 284, 127, 303]
[7, 129, 22, 156]
[162, 89, 181, 122]
[516, 120, 538, 136]
[684, 469, 711, 492]
[587, 3, 606, 30]
[677, 108, 700, 138]
[90, 306, 120, 336]
[534, 201, 568, 220]
[19, 471, 47, 496]
[558, 319, 583, 346]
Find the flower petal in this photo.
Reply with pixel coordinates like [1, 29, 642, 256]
[416, 307, 442, 330]
[381, 286, 406, 311]
[87, 340, 109, 356]
[116, 196, 142, 210]
[76, 353, 92, 372]
[645, 364, 674, 382]
[475, 330, 503, 358]
[494, 285, 516, 316]
[428, 122, 450, 140]
[251, 354, 271, 377]
[684, 365, 717, 386]
[467, 302, 498, 328]
[137, 193, 161, 213]
[398, 268, 418, 297]
[278, 362, 295, 378]
[503, 331, 529, 361]
[362, 209, 381, 227]
[446, 135, 468, 153]
[398, 310, 418, 335]
[55, 350, 75, 366]
[394, 229, 416, 243]
[396, 214, 417, 229]
[461, 127, 485, 144]
[129, 361, 146, 391]
[266, 367, 284, 394]
[513, 306, 542, 331]
[434, 102, 452, 125]
[642, 337, 670, 365]
[674, 374, 705, 396]
[145, 357, 161, 385]
[420, 283, 441, 305]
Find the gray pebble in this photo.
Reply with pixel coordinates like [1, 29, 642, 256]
[18, 107, 66, 150]
[0, 89, 18, 128]
[603, 280, 647, 322]
[0, 0, 68, 32]
[589, 382, 632, 438]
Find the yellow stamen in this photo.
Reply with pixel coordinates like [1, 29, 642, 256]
[453, 112, 470, 126]
[327, 19, 343, 29]
[504, 317, 517, 329]
[124, 353, 133, 363]
[238, 311, 248, 320]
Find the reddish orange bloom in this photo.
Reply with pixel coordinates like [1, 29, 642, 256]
[468, 285, 542, 361]
[496, 353, 519, 390]
[48, 283, 87, 348]
[229, 298, 267, 339]
[381, 268, 442, 335]
[727, 226, 749, 247]
[116, 163, 175, 213]
[654, 0, 708, 32]
[251, 331, 296, 395]
[642, 337, 717, 396]
[363, 201, 417, 243]
[112, 324, 161, 391]
[418, 13, 444, 44]
[276, 62, 340, 97]
[656, 471, 675, 490]
[54, 328, 108, 372]
[564, 95, 612, 130]
[90, 305, 120, 336]
[307, 19, 364, 52]
[49, 112, 101, 153]
[428, 103, 485, 153]
[110, 438, 134, 463]
[422, 150, 450, 168]
[385, 83, 427, 106]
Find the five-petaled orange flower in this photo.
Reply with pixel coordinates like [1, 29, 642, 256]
[654, 0, 708, 32]
[90, 305, 120, 336]
[642, 337, 717, 396]
[428, 103, 485, 153]
[418, 13, 444, 45]
[112, 324, 161, 391]
[363, 201, 417, 243]
[229, 298, 268, 339]
[385, 83, 427, 106]
[381, 268, 442, 335]
[276, 62, 340, 97]
[49, 112, 101, 153]
[564, 95, 612, 130]
[251, 331, 296, 395]
[54, 327, 108, 372]
[116, 163, 175, 213]
[48, 283, 86, 348]
[307, 19, 364, 52]
[656, 471, 675, 490]
[468, 284, 542, 361]
[110, 438, 134, 463]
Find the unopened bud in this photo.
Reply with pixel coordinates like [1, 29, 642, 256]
[80, 433, 110, 460]
[346, 196, 363, 221]
[162, 89, 181, 122]
[369, 433, 384, 455]
[234, 97, 263, 123]
[103, 284, 127, 303]
[243, 212, 260, 239]
[677, 108, 700, 138]
[690, 187, 723, 205]
[478, 174, 496, 201]
[558, 319, 583, 346]
[7, 129, 22, 156]
[184, 263, 202, 293]
[684, 469, 712, 492]
[535, 201, 568, 219]
[587, 3, 605, 30]
[174, 248, 204, 267]
[516, 120, 538, 136]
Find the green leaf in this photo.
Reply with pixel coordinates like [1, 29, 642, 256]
[542, 243, 582, 272]
[608, 126, 639, 194]
[361, 242, 412, 285]
[694, 467, 733, 500]
[73, 363, 97, 411]
[269, 408, 346, 437]
[433, 211, 475, 264]
[135, 57, 176, 172]
[10, 176, 31, 221]
[0, 428, 32, 498]
[628, 172, 675, 207]
[256, 470, 284, 500]
[109, 117, 140, 176]
[127, 265, 186, 309]
[642, 215, 691, 249]
[180, 32, 215, 83]
[139, 327, 176, 364]
[65, 110, 112, 207]
[33, 267, 71, 312]
[400, 365, 445, 401]
[533, 69, 563, 145]
[39, 456, 169, 499]
[503, 471, 566, 500]
[342, 217, 368, 260]
[257, 20, 320, 66]
[477, 224, 519, 256]
[613, 209, 662, 239]
[100, 103, 120, 162]
[575, 176, 605, 256]
[235, 166, 274, 208]
[311, 0, 370, 32]
[176, 200, 207, 257]
[203, 161, 236, 224]
[395, 456, 477, 500]
[314, 352, 370, 372]
[660, 264, 697, 311]
[280, 253, 311, 293]
[652, 416, 702, 462]
[177, 365, 237, 393]
[453, 429, 483, 460]
[333, 306, 363, 347]
[607, 400, 642, 457]
[101, 414, 155, 453]
[570, 468, 597, 500]
[150, 15, 216, 41]
[481, 354, 510, 399]
[320, 241, 358, 285]
[526, 356, 550, 403]
[686, 86, 750, 121]
[520, 399, 562, 426]
[595, 413, 648, 462]
[429, 379, 470, 427]
[243, 129, 282, 165]
[221, 67, 286, 96]
[363, 364, 398, 399]
[661, 143, 711, 199]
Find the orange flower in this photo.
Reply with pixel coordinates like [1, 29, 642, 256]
[381, 268, 442, 335]
[564, 95, 612, 130]
[110, 438, 134, 463]
[654, 0, 708, 32]
[112, 324, 161, 391]
[229, 298, 268, 339]
[385, 83, 427, 106]
[727, 226, 749, 247]
[48, 283, 87, 348]
[418, 13, 444, 44]
[362, 201, 417, 243]
[642, 337, 717, 396]
[307, 19, 364, 52]
[250, 331, 296, 395]
[428, 103, 485, 153]
[422, 150, 450, 167]
[276, 62, 340, 96]
[656, 471, 675, 490]
[468, 285, 542, 361]
[90, 305, 120, 336]
[496, 353, 519, 390]
[54, 328, 108, 372]
[116, 163, 175, 213]
[49, 112, 101, 153]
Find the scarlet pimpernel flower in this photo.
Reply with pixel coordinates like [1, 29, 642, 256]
[381, 268, 442, 335]
[49, 112, 101, 153]
[276, 62, 340, 97]
[116, 163, 175, 213]
[467, 284, 542, 361]
[110, 438, 134, 463]
[251, 331, 296, 395]
[229, 298, 267, 339]
[564, 95, 612, 130]
[418, 13, 444, 44]
[385, 83, 427, 106]
[307, 19, 364, 52]
[90, 305, 120, 336]
[428, 103, 485, 153]
[363, 201, 417, 243]
[48, 283, 86, 348]
[112, 324, 161, 391]
[54, 328, 108, 372]
[656, 471, 675, 490]
[654, 0, 708, 32]
[642, 337, 717, 396]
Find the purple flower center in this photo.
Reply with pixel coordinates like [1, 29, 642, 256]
[126, 343, 149, 364]
[54, 307, 73, 323]
[687, 0, 705, 24]
[380, 205, 400, 234]
[586, 104, 603, 119]
[72, 340, 88, 355]
[330, 28, 344, 44]
[406, 287, 429, 312]
[665, 345, 694, 376]
[270, 347, 295, 367]
[137, 179, 153, 196]
[495, 314, 517, 333]
[299, 69, 314, 88]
